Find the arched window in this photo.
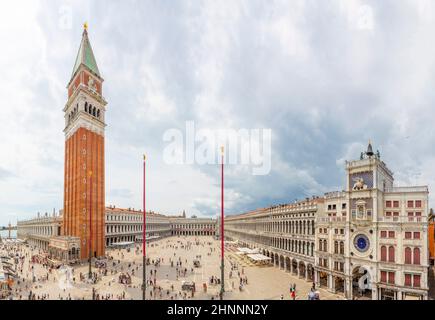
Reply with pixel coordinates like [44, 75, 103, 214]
[93, 107, 96, 116]
[381, 246, 387, 262]
[405, 247, 412, 264]
[85, 102, 88, 112]
[334, 241, 338, 254]
[88, 104, 92, 114]
[340, 241, 344, 254]
[388, 246, 395, 262]
[413, 248, 420, 265]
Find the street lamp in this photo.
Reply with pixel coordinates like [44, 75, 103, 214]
[220, 146, 225, 300]
[142, 154, 147, 300]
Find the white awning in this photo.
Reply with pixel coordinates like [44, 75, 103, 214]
[247, 254, 272, 261]
[0, 261, 5, 281]
[111, 241, 134, 247]
[237, 247, 259, 254]
[136, 235, 160, 240]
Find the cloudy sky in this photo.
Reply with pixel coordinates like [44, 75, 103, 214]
[1, 0, 435, 226]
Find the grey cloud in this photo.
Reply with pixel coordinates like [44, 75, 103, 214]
[3, 0, 434, 226]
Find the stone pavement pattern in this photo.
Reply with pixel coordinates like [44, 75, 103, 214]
[1, 236, 343, 300]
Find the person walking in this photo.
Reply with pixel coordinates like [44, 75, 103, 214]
[308, 288, 315, 300]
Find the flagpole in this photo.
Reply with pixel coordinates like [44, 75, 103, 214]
[220, 146, 225, 300]
[142, 154, 146, 300]
[88, 170, 93, 280]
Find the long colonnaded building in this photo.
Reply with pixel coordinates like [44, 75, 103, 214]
[225, 142, 430, 300]
[17, 209, 217, 251]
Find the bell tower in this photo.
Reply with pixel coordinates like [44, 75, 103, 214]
[63, 23, 106, 259]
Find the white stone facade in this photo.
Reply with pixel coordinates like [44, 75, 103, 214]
[225, 201, 318, 282]
[225, 144, 429, 300]
[105, 207, 172, 246]
[17, 212, 63, 251]
[18, 208, 218, 250]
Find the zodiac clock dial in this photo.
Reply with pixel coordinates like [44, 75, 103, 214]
[354, 234, 370, 252]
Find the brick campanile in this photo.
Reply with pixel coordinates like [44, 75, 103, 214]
[63, 24, 106, 259]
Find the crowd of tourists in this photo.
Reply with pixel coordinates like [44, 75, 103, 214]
[1, 237, 323, 300]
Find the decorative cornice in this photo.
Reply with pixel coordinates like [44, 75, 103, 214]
[64, 115, 105, 139]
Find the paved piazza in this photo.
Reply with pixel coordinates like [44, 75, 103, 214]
[1, 236, 343, 300]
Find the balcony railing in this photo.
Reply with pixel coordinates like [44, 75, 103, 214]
[384, 186, 428, 193]
[378, 216, 424, 223]
[316, 217, 346, 223]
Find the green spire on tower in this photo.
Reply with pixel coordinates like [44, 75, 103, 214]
[71, 22, 101, 80]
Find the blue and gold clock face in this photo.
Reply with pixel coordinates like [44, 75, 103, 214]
[354, 234, 370, 252]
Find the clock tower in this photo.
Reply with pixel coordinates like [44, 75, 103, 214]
[63, 24, 106, 259]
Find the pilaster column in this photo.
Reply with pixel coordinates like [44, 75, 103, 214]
[397, 290, 402, 300]
[346, 278, 353, 300]
[328, 274, 334, 292]
[371, 285, 378, 300]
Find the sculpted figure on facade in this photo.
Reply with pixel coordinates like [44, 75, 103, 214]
[352, 177, 368, 190]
